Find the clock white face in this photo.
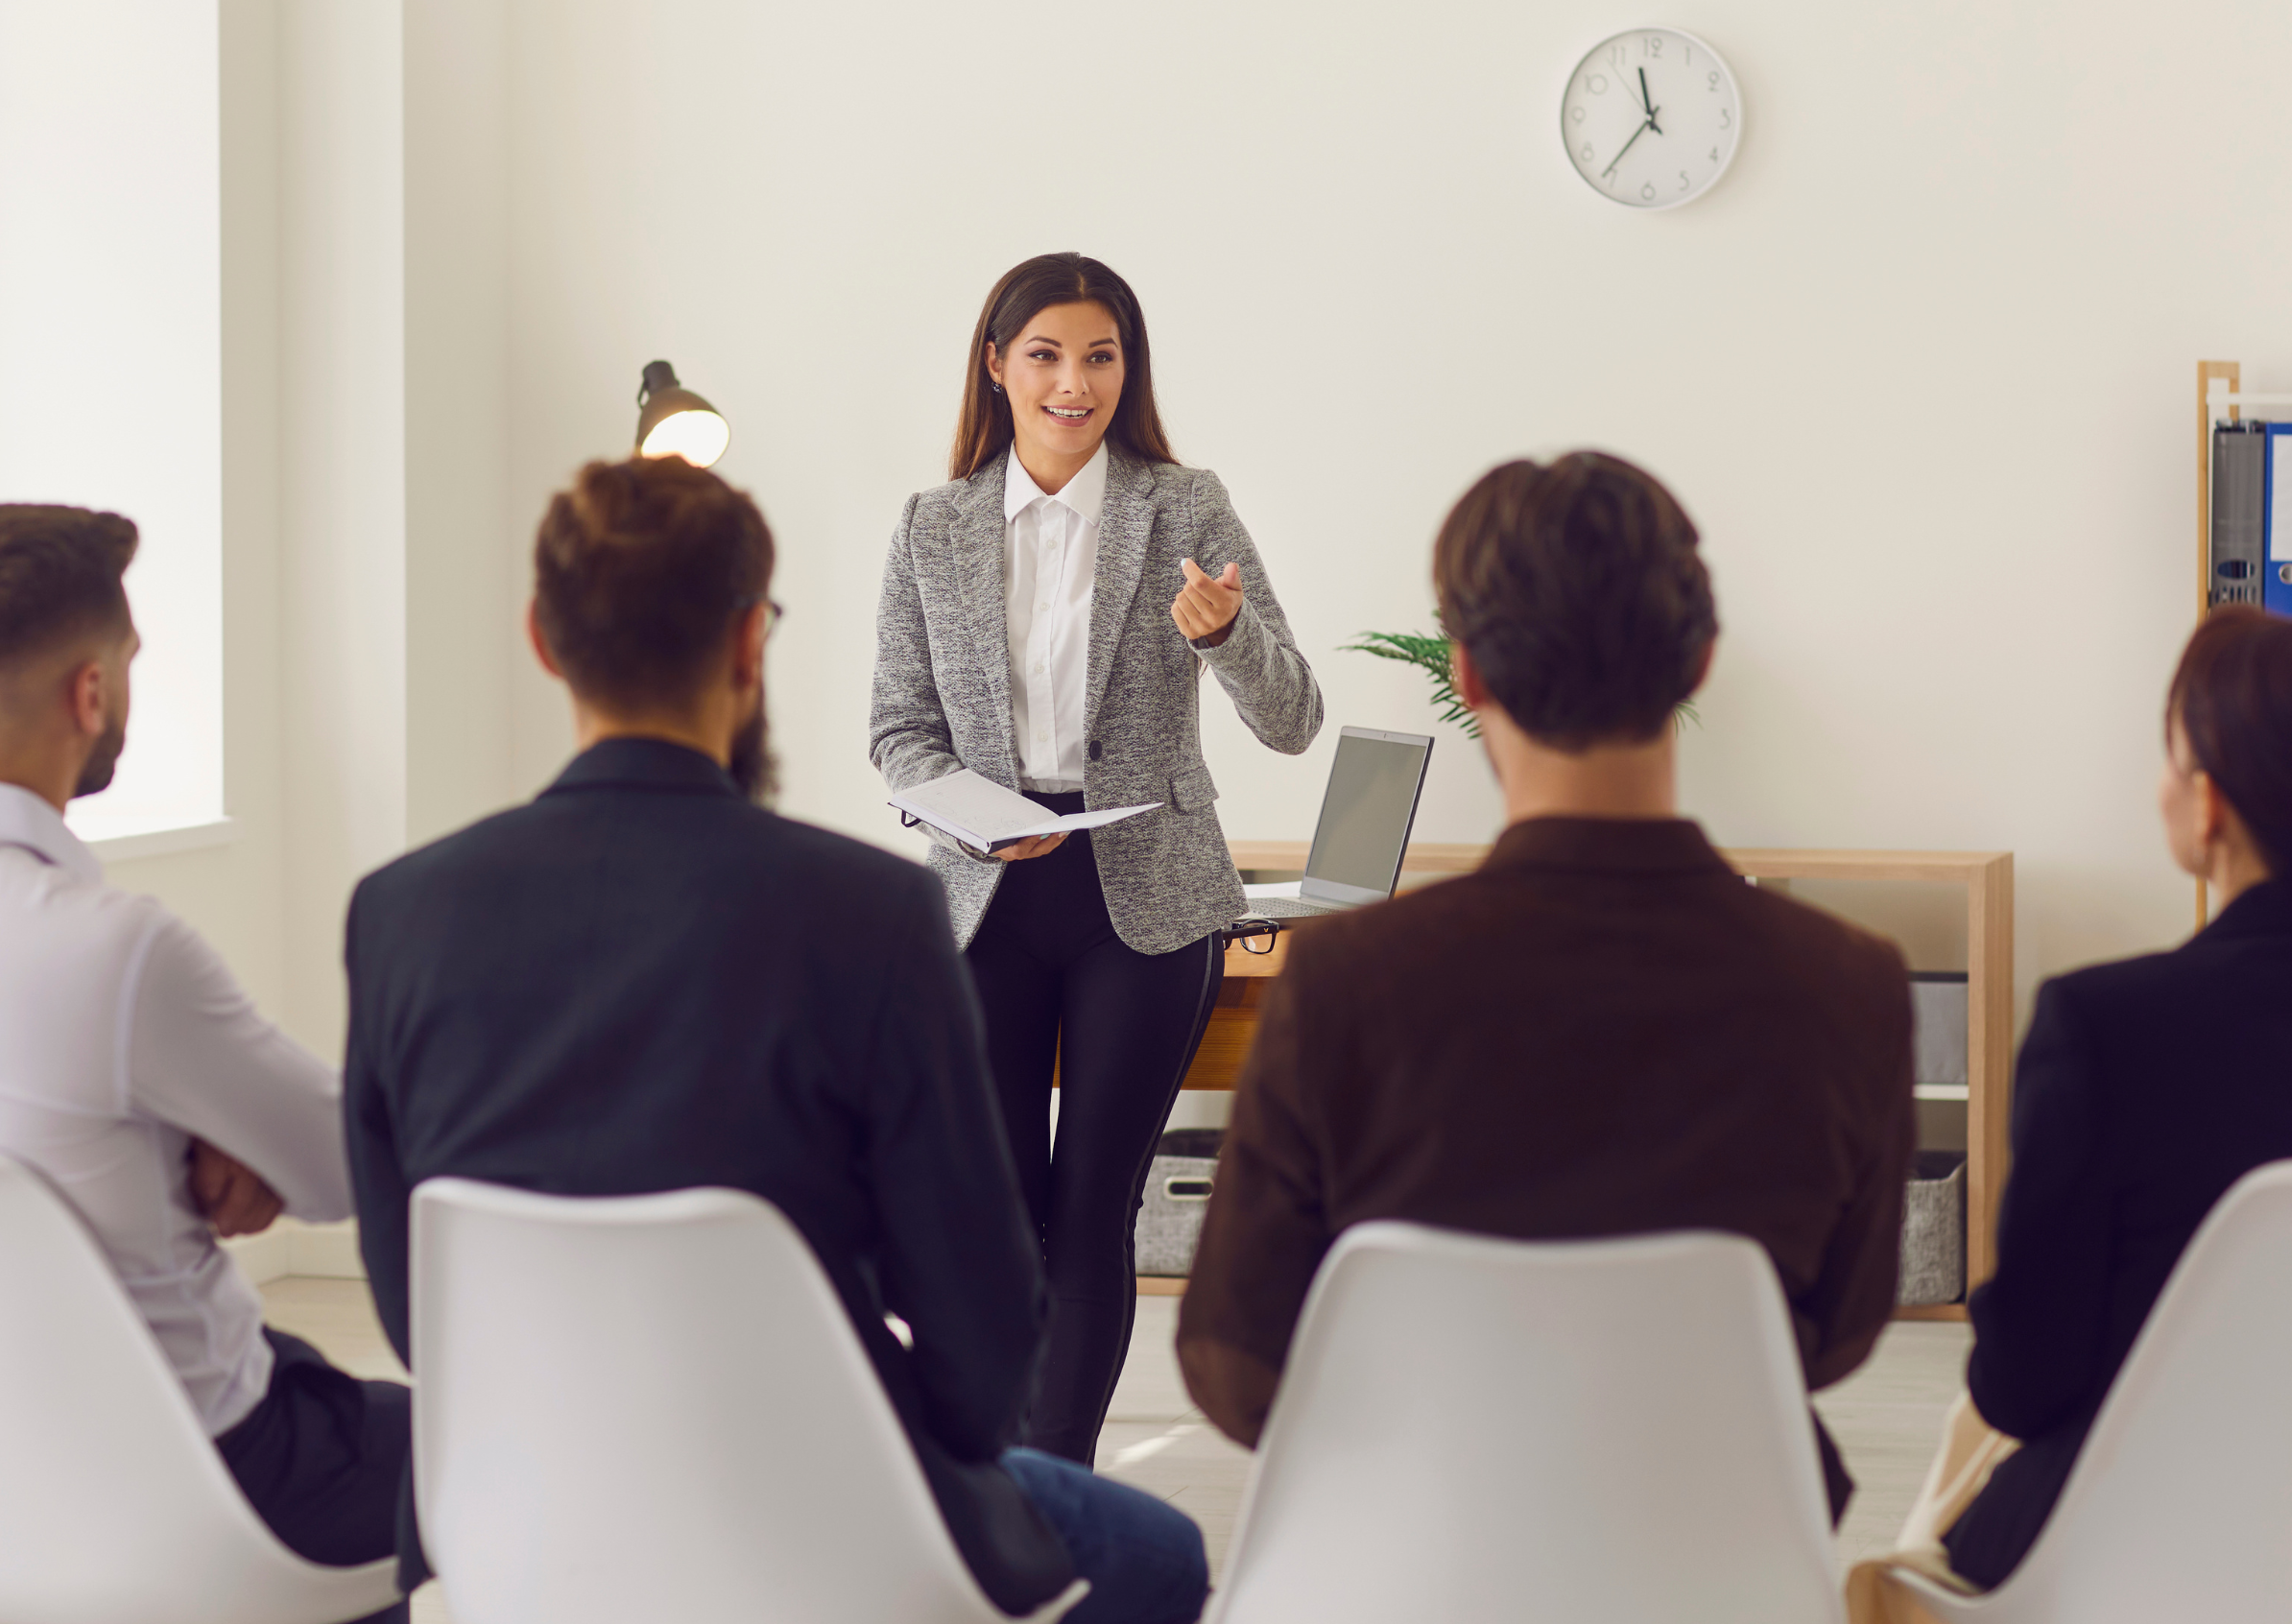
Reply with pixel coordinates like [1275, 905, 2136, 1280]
[1561, 29, 1741, 210]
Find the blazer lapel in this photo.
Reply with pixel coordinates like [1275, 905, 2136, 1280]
[1085, 452, 1153, 739]
[950, 458, 1017, 783]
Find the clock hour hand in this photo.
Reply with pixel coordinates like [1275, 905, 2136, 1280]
[1637, 67, 1662, 133]
[1602, 118, 1653, 179]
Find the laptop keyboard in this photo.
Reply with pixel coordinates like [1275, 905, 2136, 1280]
[1240, 896, 1348, 919]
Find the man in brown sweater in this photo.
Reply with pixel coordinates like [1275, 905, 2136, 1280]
[1177, 452, 1915, 1519]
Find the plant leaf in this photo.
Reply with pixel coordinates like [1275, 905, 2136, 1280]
[1341, 631, 1479, 740]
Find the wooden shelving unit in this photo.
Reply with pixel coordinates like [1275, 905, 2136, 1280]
[1187, 841, 2015, 1318]
[2194, 358, 2288, 930]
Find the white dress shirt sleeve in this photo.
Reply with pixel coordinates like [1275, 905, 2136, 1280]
[123, 911, 353, 1222]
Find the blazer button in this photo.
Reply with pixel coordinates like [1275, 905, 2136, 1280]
[1088, 740, 1103, 762]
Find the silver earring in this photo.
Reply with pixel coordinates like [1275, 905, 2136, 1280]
[991, 382, 1004, 395]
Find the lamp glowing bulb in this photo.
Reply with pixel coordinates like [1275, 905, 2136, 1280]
[633, 360, 728, 467]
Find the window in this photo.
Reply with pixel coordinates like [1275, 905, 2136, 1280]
[0, 2, 224, 846]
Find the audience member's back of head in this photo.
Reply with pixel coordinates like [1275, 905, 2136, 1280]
[2168, 606, 2292, 879]
[0, 504, 139, 702]
[0, 506, 140, 797]
[1433, 453, 1716, 750]
[533, 456, 774, 718]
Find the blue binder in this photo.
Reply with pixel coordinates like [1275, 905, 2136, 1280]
[2267, 424, 2292, 617]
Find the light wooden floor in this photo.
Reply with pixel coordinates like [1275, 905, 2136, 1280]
[260, 1279, 1970, 1621]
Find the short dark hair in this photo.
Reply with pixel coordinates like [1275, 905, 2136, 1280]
[1432, 453, 1717, 750]
[2168, 606, 2292, 875]
[532, 458, 774, 712]
[949, 252, 1178, 481]
[0, 505, 140, 680]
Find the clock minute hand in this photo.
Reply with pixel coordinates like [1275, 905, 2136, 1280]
[1602, 119, 1653, 179]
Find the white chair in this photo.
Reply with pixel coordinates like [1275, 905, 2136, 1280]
[409, 1177, 1087, 1624]
[1888, 1159, 2292, 1624]
[0, 1153, 401, 1624]
[1208, 1222, 1844, 1624]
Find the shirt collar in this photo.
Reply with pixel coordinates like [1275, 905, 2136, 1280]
[0, 782, 104, 884]
[541, 736, 745, 800]
[1479, 814, 1734, 878]
[1003, 441, 1110, 528]
[2197, 876, 2292, 946]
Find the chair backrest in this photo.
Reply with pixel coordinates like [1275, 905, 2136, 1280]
[1211, 1222, 1844, 1624]
[0, 1152, 398, 1624]
[411, 1177, 1059, 1624]
[1986, 1159, 2292, 1619]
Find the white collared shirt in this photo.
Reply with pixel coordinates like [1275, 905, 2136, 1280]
[0, 784, 350, 1437]
[1004, 442, 1109, 792]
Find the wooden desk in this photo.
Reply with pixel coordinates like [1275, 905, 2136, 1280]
[1182, 841, 2016, 1319]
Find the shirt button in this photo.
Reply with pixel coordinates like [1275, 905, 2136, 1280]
[1036, 730, 1048, 743]
[1038, 601, 1051, 611]
[1034, 662, 1046, 675]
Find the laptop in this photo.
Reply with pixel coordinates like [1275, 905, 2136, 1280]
[1240, 726, 1435, 919]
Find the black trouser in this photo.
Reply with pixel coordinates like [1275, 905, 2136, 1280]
[966, 797, 1224, 1465]
[215, 1329, 412, 1624]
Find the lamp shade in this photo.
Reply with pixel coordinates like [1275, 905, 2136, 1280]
[634, 359, 729, 467]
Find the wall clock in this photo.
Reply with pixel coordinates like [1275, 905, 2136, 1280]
[1561, 28, 1741, 209]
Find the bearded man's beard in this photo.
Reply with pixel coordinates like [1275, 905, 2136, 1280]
[727, 697, 776, 805]
[73, 712, 127, 799]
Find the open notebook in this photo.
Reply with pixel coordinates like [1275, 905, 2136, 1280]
[890, 769, 1158, 853]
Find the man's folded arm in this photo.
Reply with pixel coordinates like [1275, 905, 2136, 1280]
[863, 873, 1048, 1460]
[125, 910, 351, 1223]
[1176, 964, 1331, 1448]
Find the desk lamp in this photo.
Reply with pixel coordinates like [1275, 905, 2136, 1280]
[633, 360, 729, 467]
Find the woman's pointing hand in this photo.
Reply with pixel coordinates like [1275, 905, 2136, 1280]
[1173, 559, 1244, 647]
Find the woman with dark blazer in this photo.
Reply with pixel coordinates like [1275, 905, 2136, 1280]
[1944, 606, 2292, 1586]
[871, 252, 1324, 1464]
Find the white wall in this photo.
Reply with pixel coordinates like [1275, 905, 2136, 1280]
[92, 1, 518, 1057]
[0, 1, 225, 845]
[47, 1, 2292, 1043]
[404, 0, 516, 850]
[275, 2, 412, 1044]
[486, 0, 2292, 1008]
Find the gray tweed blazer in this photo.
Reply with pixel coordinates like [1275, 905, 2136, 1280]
[871, 448, 1324, 955]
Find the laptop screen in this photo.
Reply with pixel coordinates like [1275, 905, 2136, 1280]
[1301, 728, 1434, 903]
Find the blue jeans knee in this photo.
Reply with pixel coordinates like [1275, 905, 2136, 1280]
[1001, 1446, 1207, 1624]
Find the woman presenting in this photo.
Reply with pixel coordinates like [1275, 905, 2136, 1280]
[871, 251, 1323, 1464]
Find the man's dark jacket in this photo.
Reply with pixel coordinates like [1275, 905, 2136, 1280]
[1948, 878, 2292, 1586]
[343, 740, 1072, 1611]
[1177, 817, 1918, 1521]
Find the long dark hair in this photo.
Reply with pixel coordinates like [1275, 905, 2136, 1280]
[2169, 606, 2292, 875]
[948, 252, 1178, 481]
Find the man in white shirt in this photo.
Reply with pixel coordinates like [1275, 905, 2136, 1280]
[0, 505, 406, 1624]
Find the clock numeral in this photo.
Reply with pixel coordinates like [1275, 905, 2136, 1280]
[1641, 35, 1662, 58]
[1719, 107, 1731, 130]
[1679, 169, 1691, 191]
[1586, 73, 1608, 94]
[1709, 146, 1720, 162]
[1640, 181, 1657, 201]
[1570, 105, 1586, 124]
[1581, 144, 1595, 162]
[1683, 42, 1692, 63]
[1708, 70, 1721, 91]
[1608, 43, 1626, 67]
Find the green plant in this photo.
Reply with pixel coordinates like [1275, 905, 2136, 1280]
[1340, 630, 1702, 740]
[1340, 632, 1478, 739]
